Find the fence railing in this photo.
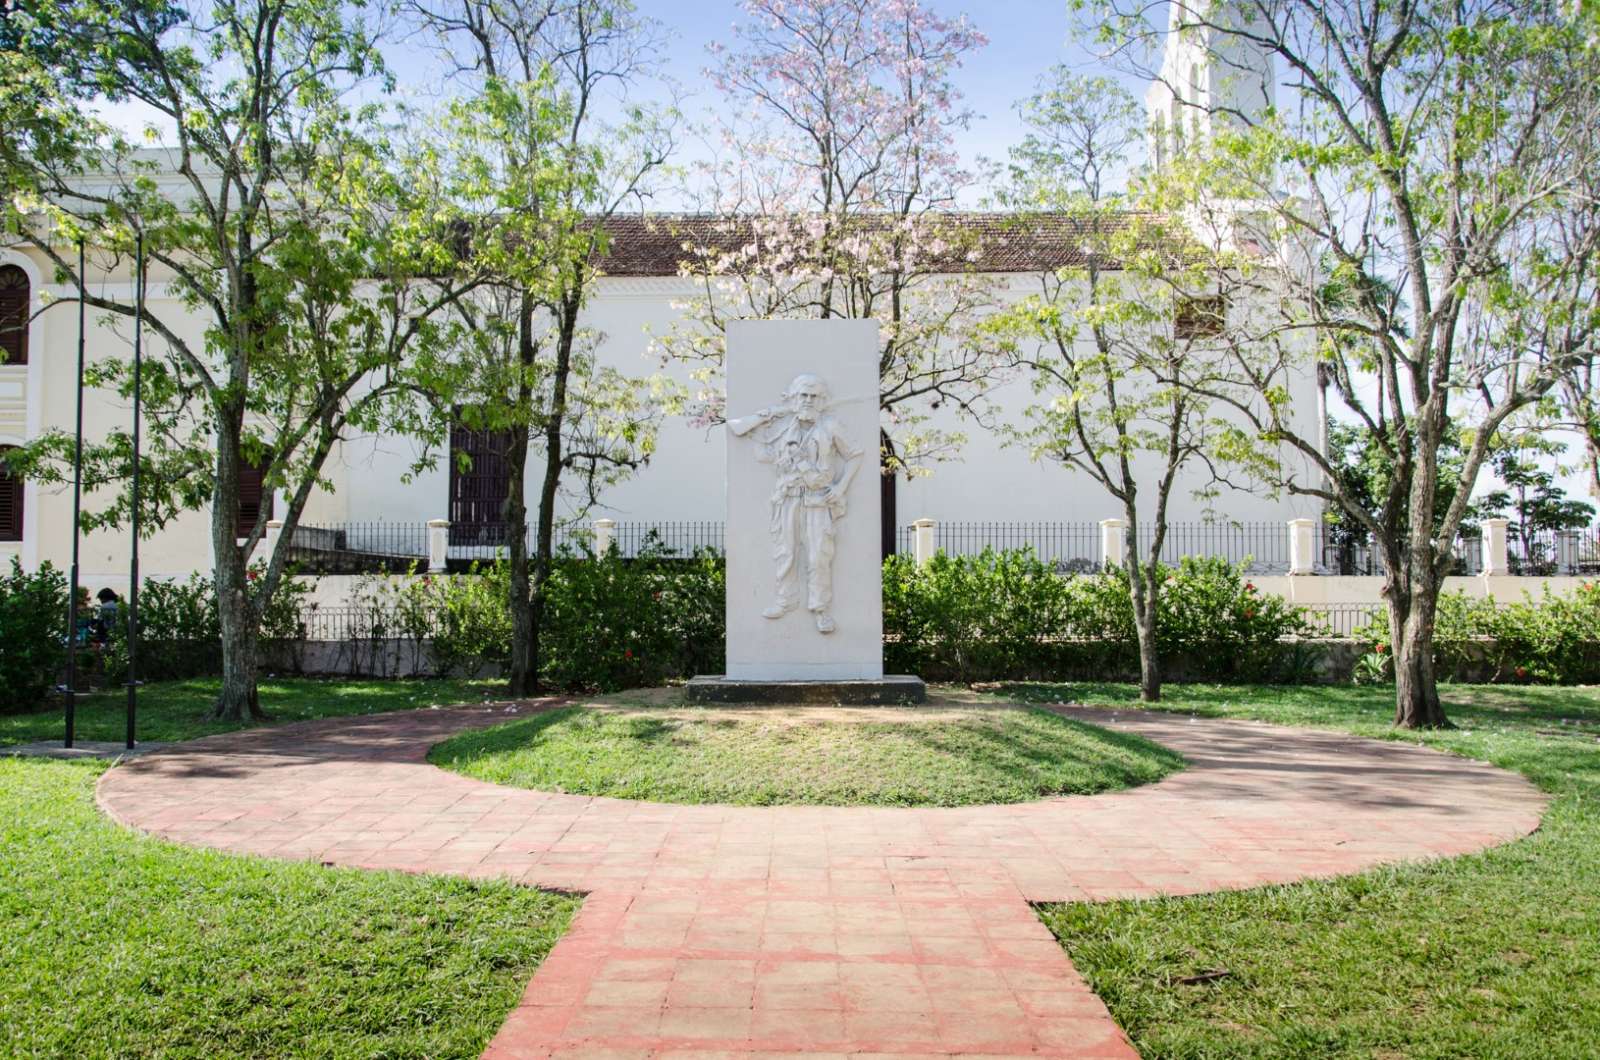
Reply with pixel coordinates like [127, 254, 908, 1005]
[1145, 521, 1290, 573]
[1300, 603, 1384, 638]
[289, 600, 1405, 643]
[269, 517, 1600, 577]
[281, 523, 430, 575]
[927, 522, 1101, 570]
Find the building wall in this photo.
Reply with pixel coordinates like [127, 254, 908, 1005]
[12, 255, 1322, 586]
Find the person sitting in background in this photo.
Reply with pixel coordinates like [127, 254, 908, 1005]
[91, 587, 119, 645]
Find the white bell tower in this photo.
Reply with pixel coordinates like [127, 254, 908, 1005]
[1146, 2, 1276, 170]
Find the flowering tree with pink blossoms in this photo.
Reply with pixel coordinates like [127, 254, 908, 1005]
[655, 0, 1010, 538]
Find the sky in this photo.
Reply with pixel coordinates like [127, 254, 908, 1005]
[99, 0, 1144, 204]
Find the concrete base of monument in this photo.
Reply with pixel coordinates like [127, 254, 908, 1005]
[685, 675, 928, 706]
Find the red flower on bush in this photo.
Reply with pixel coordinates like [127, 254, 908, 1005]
[624, 649, 633, 659]
[1245, 582, 1256, 593]
[1515, 665, 1529, 680]
[1243, 608, 1255, 619]
[1375, 643, 1388, 653]
[246, 569, 259, 582]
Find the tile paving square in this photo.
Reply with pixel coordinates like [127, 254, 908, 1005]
[96, 700, 1546, 1058]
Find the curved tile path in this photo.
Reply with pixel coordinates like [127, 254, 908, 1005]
[98, 702, 1545, 1059]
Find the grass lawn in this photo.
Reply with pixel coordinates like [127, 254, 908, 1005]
[1005, 681, 1600, 1059]
[429, 692, 1185, 806]
[1, 676, 506, 747]
[0, 756, 577, 1058]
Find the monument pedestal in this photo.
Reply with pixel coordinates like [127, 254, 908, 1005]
[686, 675, 927, 706]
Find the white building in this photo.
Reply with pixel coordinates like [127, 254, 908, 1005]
[0, 23, 1322, 590]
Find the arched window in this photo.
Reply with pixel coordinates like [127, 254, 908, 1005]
[0, 447, 22, 542]
[0, 265, 28, 367]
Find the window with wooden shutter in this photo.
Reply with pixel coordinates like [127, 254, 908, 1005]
[1175, 295, 1226, 340]
[0, 448, 21, 542]
[235, 454, 273, 539]
[0, 265, 28, 367]
[448, 421, 515, 546]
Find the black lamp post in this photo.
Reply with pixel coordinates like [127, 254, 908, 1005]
[63, 239, 86, 748]
[126, 234, 144, 751]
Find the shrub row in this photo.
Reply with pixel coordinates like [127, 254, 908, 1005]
[1354, 583, 1600, 684]
[0, 560, 66, 714]
[884, 551, 1313, 682]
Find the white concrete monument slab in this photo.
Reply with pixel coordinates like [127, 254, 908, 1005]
[723, 319, 883, 681]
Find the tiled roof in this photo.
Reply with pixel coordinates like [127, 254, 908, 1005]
[590, 212, 1138, 277]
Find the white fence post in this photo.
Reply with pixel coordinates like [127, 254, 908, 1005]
[1482, 518, 1510, 575]
[1287, 518, 1316, 575]
[912, 518, 937, 567]
[426, 519, 449, 573]
[1100, 518, 1127, 568]
[257, 519, 283, 566]
[593, 517, 616, 556]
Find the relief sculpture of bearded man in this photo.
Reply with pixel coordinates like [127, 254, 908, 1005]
[728, 373, 863, 633]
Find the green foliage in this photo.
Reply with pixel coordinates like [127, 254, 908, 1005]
[1154, 557, 1312, 679]
[1356, 584, 1600, 684]
[102, 567, 313, 683]
[431, 700, 1184, 807]
[380, 545, 726, 691]
[0, 559, 67, 714]
[540, 545, 725, 691]
[883, 550, 1309, 683]
[415, 564, 514, 678]
[883, 549, 1127, 682]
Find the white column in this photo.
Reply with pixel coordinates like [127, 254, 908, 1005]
[912, 518, 937, 567]
[426, 519, 449, 573]
[1481, 518, 1510, 575]
[1287, 518, 1317, 575]
[257, 519, 283, 566]
[1100, 518, 1128, 568]
[593, 517, 616, 557]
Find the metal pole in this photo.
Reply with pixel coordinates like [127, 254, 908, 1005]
[64, 239, 87, 748]
[127, 234, 143, 751]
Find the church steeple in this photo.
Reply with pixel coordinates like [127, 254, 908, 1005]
[1145, 2, 1275, 170]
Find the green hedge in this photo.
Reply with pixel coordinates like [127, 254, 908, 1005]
[403, 547, 726, 692]
[0, 560, 67, 714]
[884, 551, 1311, 683]
[1355, 583, 1600, 684]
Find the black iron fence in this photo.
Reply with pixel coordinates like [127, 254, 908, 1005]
[1144, 521, 1289, 573]
[276, 519, 1600, 577]
[281, 523, 430, 575]
[928, 522, 1101, 571]
[1300, 603, 1384, 638]
[1507, 527, 1600, 576]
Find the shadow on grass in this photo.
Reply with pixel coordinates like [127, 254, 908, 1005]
[1001, 680, 1600, 736]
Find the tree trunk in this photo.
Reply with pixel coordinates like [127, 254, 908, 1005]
[504, 297, 537, 696]
[1387, 593, 1448, 729]
[504, 429, 534, 696]
[215, 574, 263, 721]
[529, 291, 581, 693]
[1133, 599, 1161, 703]
[1126, 564, 1162, 702]
[210, 429, 264, 722]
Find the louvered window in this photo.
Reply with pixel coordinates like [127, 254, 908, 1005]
[235, 454, 273, 538]
[448, 421, 515, 546]
[0, 265, 28, 367]
[0, 448, 21, 541]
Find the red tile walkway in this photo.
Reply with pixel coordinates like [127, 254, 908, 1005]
[97, 702, 1545, 1058]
